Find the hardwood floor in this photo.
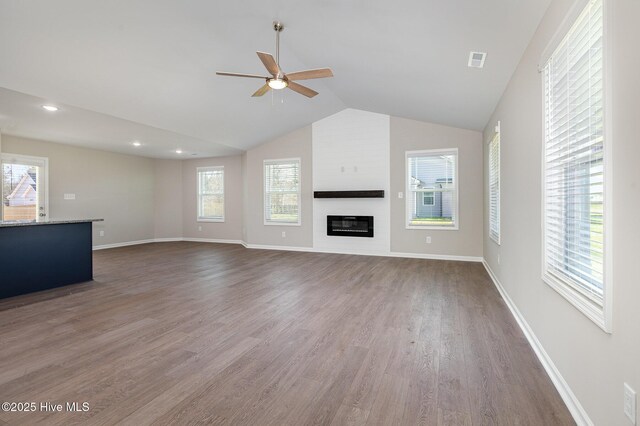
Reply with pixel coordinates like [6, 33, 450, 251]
[0, 242, 574, 425]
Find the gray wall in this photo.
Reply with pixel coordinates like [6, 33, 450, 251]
[2, 134, 155, 246]
[244, 125, 313, 248]
[181, 155, 243, 241]
[390, 116, 483, 257]
[154, 159, 183, 239]
[482, 0, 640, 424]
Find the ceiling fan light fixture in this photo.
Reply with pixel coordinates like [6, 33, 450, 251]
[267, 78, 288, 90]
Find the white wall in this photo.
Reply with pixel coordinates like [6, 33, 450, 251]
[483, 0, 640, 424]
[312, 109, 391, 255]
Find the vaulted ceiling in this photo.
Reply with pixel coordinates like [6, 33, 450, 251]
[0, 0, 551, 158]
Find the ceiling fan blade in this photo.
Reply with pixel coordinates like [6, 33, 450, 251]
[252, 84, 271, 97]
[256, 52, 280, 76]
[287, 81, 318, 98]
[216, 71, 270, 79]
[286, 68, 334, 81]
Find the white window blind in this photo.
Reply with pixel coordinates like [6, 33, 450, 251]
[264, 159, 300, 225]
[197, 166, 224, 221]
[489, 130, 501, 244]
[543, 0, 605, 306]
[406, 149, 458, 229]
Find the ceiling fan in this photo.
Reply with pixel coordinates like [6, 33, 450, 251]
[216, 21, 333, 98]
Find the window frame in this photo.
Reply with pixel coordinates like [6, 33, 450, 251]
[196, 166, 225, 223]
[488, 122, 501, 245]
[263, 158, 301, 226]
[540, 0, 613, 333]
[405, 148, 459, 231]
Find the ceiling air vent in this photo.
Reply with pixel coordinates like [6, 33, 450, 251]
[468, 51, 487, 68]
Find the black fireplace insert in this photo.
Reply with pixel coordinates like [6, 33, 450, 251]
[327, 215, 374, 238]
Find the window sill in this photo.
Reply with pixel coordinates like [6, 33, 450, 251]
[264, 221, 301, 227]
[197, 218, 225, 223]
[406, 225, 458, 231]
[543, 271, 610, 333]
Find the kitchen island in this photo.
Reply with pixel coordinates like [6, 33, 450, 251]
[0, 218, 103, 299]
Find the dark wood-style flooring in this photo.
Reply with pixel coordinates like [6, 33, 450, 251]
[0, 242, 574, 425]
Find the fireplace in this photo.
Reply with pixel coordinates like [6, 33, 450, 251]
[327, 215, 374, 238]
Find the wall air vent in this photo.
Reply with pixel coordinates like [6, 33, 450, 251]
[468, 51, 487, 68]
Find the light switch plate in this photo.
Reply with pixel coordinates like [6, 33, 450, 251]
[64, 193, 76, 200]
[398, 192, 403, 199]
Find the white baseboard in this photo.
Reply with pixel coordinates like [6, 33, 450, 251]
[93, 237, 244, 251]
[93, 239, 156, 250]
[482, 260, 592, 426]
[183, 237, 244, 245]
[93, 238, 481, 263]
[389, 251, 482, 262]
[243, 243, 482, 262]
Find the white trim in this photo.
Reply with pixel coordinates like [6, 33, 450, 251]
[538, 0, 591, 71]
[244, 242, 481, 262]
[482, 260, 593, 426]
[405, 148, 459, 231]
[92, 237, 242, 250]
[182, 237, 243, 244]
[92, 237, 481, 262]
[93, 239, 157, 250]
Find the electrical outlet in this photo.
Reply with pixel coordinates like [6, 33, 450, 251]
[426, 236, 431, 244]
[281, 231, 286, 238]
[398, 192, 403, 199]
[498, 254, 501, 265]
[99, 230, 104, 237]
[198, 226, 202, 231]
[624, 383, 636, 424]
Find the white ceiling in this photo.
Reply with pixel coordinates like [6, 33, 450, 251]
[0, 0, 551, 158]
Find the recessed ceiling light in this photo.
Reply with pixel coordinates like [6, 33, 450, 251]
[175, 149, 183, 154]
[132, 141, 142, 147]
[42, 105, 59, 112]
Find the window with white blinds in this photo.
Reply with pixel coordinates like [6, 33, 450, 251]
[489, 130, 500, 244]
[542, 0, 606, 315]
[264, 159, 300, 225]
[406, 149, 458, 229]
[197, 166, 224, 222]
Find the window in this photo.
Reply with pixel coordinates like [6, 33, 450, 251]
[542, 0, 609, 330]
[406, 149, 458, 229]
[197, 166, 224, 222]
[264, 159, 300, 225]
[489, 126, 500, 244]
[422, 192, 435, 206]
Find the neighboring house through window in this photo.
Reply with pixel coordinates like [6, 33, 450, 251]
[264, 158, 301, 225]
[197, 166, 224, 222]
[406, 149, 458, 229]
